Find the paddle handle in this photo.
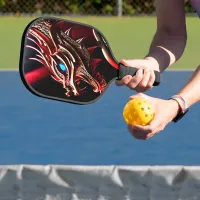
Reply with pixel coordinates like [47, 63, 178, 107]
[117, 63, 161, 86]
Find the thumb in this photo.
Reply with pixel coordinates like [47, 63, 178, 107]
[120, 59, 146, 68]
[144, 114, 163, 138]
[149, 113, 161, 131]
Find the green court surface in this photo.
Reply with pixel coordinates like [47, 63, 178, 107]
[0, 16, 199, 69]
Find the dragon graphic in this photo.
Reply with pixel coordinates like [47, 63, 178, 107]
[26, 19, 107, 97]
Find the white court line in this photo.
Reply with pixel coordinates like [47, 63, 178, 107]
[0, 68, 19, 71]
[166, 68, 193, 71]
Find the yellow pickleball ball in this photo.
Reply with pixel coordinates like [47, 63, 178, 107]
[123, 98, 155, 126]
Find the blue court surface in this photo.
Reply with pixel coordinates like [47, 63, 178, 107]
[0, 71, 199, 165]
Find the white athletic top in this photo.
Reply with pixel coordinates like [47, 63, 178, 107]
[189, 0, 200, 17]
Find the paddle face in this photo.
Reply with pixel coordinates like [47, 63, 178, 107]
[19, 17, 119, 105]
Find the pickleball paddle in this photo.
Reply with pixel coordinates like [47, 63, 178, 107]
[19, 16, 161, 105]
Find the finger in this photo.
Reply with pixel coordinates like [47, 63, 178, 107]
[115, 75, 132, 86]
[132, 125, 150, 135]
[132, 131, 149, 140]
[149, 117, 162, 131]
[127, 124, 134, 133]
[134, 134, 147, 140]
[127, 124, 147, 140]
[115, 59, 133, 86]
[147, 70, 155, 88]
[138, 68, 151, 88]
[135, 68, 153, 93]
[116, 59, 146, 87]
[130, 130, 148, 140]
[146, 133, 157, 139]
[132, 124, 158, 136]
[146, 125, 163, 139]
[138, 72, 154, 93]
[146, 128, 159, 139]
[140, 117, 163, 137]
[127, 69, 143, 89]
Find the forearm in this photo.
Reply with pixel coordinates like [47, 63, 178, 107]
[176, 66, 200, 107]
[145, 30, 187, 72]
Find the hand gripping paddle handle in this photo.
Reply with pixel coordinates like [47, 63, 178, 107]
[117, 63, 161, 86]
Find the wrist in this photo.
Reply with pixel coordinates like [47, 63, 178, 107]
[144, 56, 160, 72]
[145, 46, 176, 72]
[168, 95, 189, 123]
[168, 99, 181, 120]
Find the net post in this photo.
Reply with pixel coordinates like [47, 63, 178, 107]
[117, 0, 123, 16]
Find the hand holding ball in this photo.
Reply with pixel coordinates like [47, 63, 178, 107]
[123, 98, 155, 126]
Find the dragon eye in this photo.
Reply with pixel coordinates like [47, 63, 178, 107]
[58, 63, 66, 72]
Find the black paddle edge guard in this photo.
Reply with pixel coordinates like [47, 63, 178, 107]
[117, 63, 161, 86]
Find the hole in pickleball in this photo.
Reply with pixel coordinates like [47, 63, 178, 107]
[141, 108, 144, 111]
[145, 114, 148, 117]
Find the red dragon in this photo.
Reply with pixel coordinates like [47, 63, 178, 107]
[26, 19, 107, 97]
